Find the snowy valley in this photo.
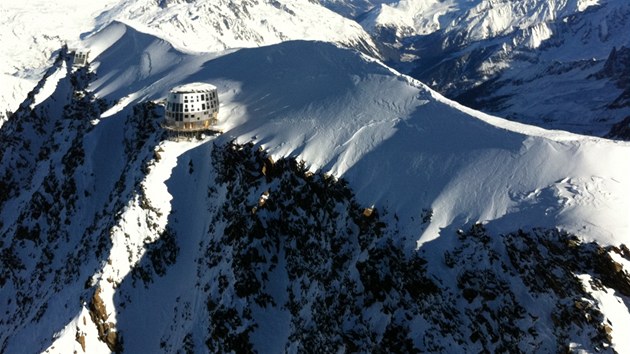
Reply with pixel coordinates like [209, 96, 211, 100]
[1, 1, 630, 353]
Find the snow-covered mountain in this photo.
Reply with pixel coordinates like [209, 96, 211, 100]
[97, 0, 379, 54]
[319, 0, 399, 19]
[348, 0, 630, 137]
[1, 18, 629, 353]
[0, 0, 378, 128]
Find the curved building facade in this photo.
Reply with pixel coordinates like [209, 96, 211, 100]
[164, 83, 219, 131]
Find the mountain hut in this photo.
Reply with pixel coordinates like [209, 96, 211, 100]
[164, 83, 219, 132]
[72, 50, 89, 67]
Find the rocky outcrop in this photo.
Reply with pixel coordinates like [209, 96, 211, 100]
[89, 287, 122, 353]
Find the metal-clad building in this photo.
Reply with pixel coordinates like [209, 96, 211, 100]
[164, 83, 219, 131]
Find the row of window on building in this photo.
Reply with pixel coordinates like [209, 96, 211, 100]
[173, 91, 217, 103]
[167, 101, 217, 113]
[165, 110, 214, 122]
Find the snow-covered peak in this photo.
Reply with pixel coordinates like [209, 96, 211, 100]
[319, 0, 399, 18]
[89, 0, 379, 55]
[445, 0, 602, 44]
[358, 0, 608, 45]
[359, 0, 457, 35]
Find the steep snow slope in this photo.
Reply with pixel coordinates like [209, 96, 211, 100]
[0, 0, 378, 127]
[1, 22, 629, 353]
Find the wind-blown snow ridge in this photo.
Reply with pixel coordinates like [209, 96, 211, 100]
[84, 22, 630, 247]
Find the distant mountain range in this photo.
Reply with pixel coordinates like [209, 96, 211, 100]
[322, 0, 630, 138]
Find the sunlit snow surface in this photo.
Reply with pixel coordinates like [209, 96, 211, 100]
[72, 23, 630, 352]
[85, 22, 630, 248]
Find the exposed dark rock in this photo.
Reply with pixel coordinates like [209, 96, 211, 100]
[200, 141, 628, 353]
[89, 287, 123, 353]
